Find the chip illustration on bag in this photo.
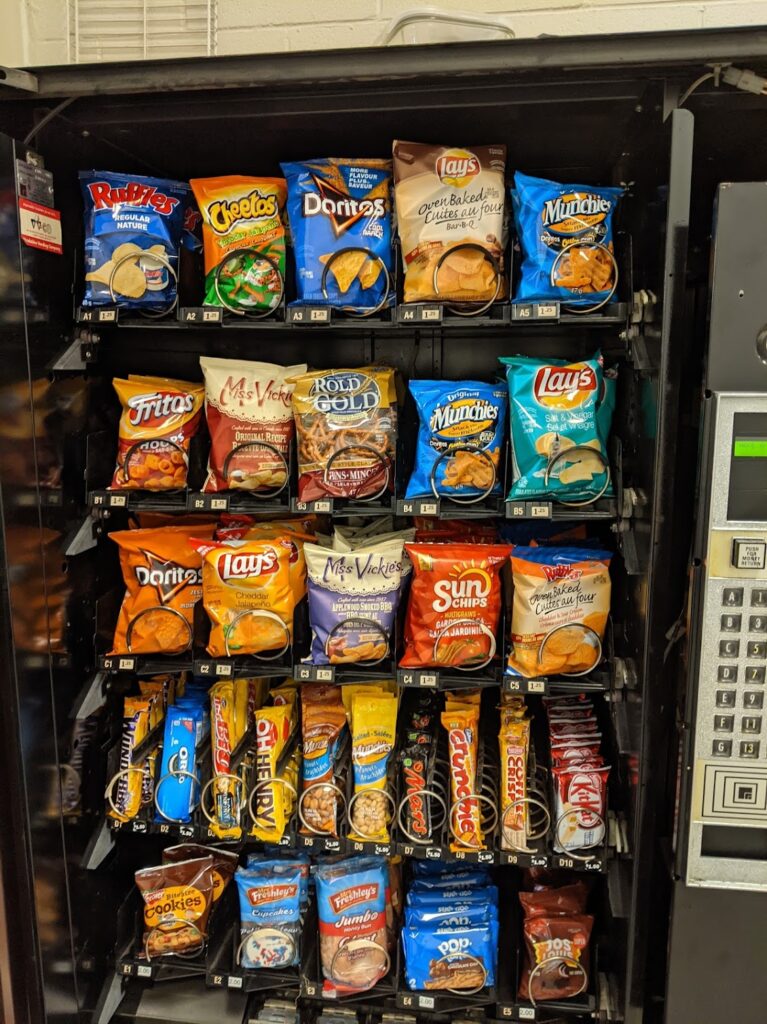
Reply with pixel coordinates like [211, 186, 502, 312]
[512, 171, 622, 307]
[406, 380, 507, 501]
[190, 176, 287, 314]
[393, 141, 507, 305]
[80, 171, 189, 311]
[281, 158, 394, 312]
[507, 545, 612, 678]
[110, 375, 204, 491]
[291, 366, 397, 502]
[501, 353, 615, 504]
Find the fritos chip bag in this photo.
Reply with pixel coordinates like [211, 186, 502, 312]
[442, 702, 483, 851]
[401, 543, 511, 669]
[512, 171, 622, 307]
[191, 536, 293, 658]
[406, 381, 507, 501]
[251, 703, 295, 843]
[110, 523, 215, 655]
[291, 367, 397, 501]
[200, 357, 306, 493]
[393, 141, 507, 305]
[80, 171, 188, 311]
[189, 176, 287, 314]
[281, 158, 394, 312]
[507, 546, 611, 678]
[501, 353, 615, 504]
[110, 376, 204, 491]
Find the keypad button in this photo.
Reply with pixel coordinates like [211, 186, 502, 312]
[752, 590, 767, 608]
[749, 615, 767, 633]
[716, 690, 736, 707]
[723, 588, 744, 607]
[744, 691, 764, 709]
[742, 716, 762, 734]
[745, 666, 766, 684]
[740, 741, 760, 758]
[718, 665, 738, 682]
[720, 640, 741, 658]
[714, 714, 734, 732]
[747, 641, 767, 658]
[721, 614, 742, 632]
[713, 739, 733, 756]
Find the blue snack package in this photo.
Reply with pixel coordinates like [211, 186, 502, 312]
[235, 864, 302, 969]
[403, 919, 498, 991]
[405, 901, 498, 927]
[245, 854, 311, 912]
[79, 171, 189, 310]
[406, 380, 507, 500]
[281, 158, 394, 312]
[155, 704, 207, 823]
[501, 353, 614, 503]
[512, 171, 622, 307]
[411, 859, 492, 879]
[408, 885, 499, 906]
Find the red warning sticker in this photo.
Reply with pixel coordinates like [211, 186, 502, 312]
[19, 197, 62, 255]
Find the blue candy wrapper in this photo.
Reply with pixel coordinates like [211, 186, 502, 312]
[281, 158, 394, 312]
[235, 864, 302, 969]
[512, 171, 622, 307]
[155, 704, 207, 823]
[79, 171, 189, 310]
[406, 380, 507, 500]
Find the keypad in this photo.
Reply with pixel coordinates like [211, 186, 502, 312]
[740, 741, 760, 759]
[744, 691, 764, 709]
[716, 690, 736, 707]
[742, 716, 762, 734]
[714, 714, 734, 732]
[713, 739, 733, 757]
[723, 588, 744, 607]
[720, 639, 740, 658]
[749, 615, 767, 633]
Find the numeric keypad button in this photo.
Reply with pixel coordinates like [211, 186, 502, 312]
[749, 615, 767, 633]
[714, 714, 734, 732]
[745, 666, 765, 684]
[723, 588, 744, 607]
[713, 739, 733, 756]
[747, 641, 767, 658]
[716, 690, 736, 707]
[744, 691, 764, 709]
[742, 716, 762, 734]
[752, 590, 767, 608]
[740, 741, 760, 758]
[720, 640, 741, 658]
[721, 614, 742, 632]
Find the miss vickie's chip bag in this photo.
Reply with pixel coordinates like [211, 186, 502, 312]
[190, 176, 287, 314]
[501, 353, 615, 504]
[281, 158, 394, 312]
[80, 171, 188, 311]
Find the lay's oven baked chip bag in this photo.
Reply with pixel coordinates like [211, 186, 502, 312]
[501, 353, 614, 505]
[281, 158, 394, 313]
[80, 171, 189, 311]
[512, 171, 622, 308]
[406, 381, 507, 501]
[189, 176, 287, 315]
[507, 545, 612, 678]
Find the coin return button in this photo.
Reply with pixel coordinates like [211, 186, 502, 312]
[732, 539, 767, 570]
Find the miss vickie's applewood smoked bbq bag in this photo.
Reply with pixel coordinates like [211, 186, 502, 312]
[135, 855, 215, 958]
[110, 522, 215, 655]
[200, 357, 306, 493]
[393, 142, 507, 305]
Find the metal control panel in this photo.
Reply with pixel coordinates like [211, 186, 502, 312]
[687, 394, 767, 888]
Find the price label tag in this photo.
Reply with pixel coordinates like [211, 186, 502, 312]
[216, 662, 233, 677]
[418, 673, 437, 688]
[110, 495, 127, 508]
[425, 847, 441, 860]
[179, 825, 194, 838]
[477, 851, 493, 864]
[519, 1008, 536, 1020]
[325, 839, 340, 852]
[289, 305, 330, 324]
[133, 820, 148, 833]
[180, 307, 223, 324]
[228, 977, 243, 989]
[530, 503, 551, 518]
[536, 303, 558, 319]
[419, 502, 438, 516]
[79, 307, 118, 323]
[316, 668, 333, 681]
[137, 965, 152, 979]
[531, 855, 547, 867]
[314, 500, 331, 513]
[118, 658, 135, 671]
[418, 996, 435, 1009]
[584, 858, 601, 872]
[528, 680, 546, 694]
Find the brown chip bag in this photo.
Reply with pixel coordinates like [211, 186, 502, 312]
[393, 141, 507, 304]
[136, 855, 214, 958]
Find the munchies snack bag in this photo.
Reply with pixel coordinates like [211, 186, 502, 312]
[393, 141, 507, 304]
[507, 546, 612, 678]
[110, 523, 215, 655]
[189, 176, 287, 314]
[110, 375, 204, 490]
[200, 357, 306, 493]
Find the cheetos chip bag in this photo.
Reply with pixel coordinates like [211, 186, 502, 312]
[191, 536, 294, 658]
[110, 523, 215, 655]
[401, 543, 511, 669]
[507, 546, 611, 679]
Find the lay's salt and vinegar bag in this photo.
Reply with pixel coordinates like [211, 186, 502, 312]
[501, 353, 614, 504]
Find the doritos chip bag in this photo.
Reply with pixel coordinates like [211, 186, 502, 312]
[200, 357, 306, 493]
[406, 381, 507, 501]
[110, 376, 204, 491]
[291, 367, 397, 502]
[80, 171, 189, 311]
[501, 353, 614, 504]
[401, 543, 511, 669]
[512, 171, 622, 307]
[192, 536, 293, 658]
[281, 158, 394, 312]
[189, 176, 287, 314]
[393, 141, 507, 305]
[507, 546, 612, 678]
[110, 523, 215, 655]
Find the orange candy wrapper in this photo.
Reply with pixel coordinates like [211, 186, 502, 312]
[110, 523, 215, 655]
[191, 537, 294, 658]
[400, 543, 511, 668]
[110, 376, 204, 490]
[442, 703, 483, 851]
